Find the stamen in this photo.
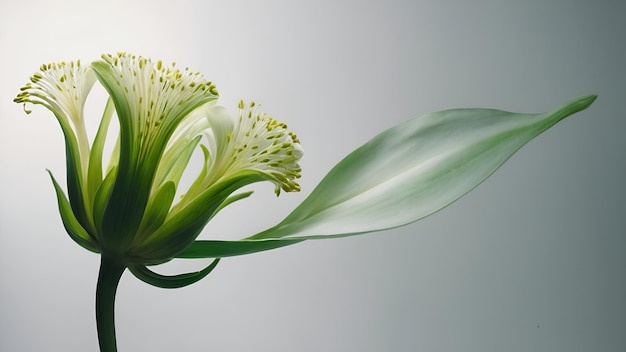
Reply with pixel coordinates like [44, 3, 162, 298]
[97, 53, 218, 157]
[223, 101, 302, 195]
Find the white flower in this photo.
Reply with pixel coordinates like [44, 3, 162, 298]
[15, 53, 303, 264]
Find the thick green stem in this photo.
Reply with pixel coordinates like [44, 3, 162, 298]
[96, 255, 126, 352]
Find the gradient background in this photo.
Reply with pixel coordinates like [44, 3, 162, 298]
[1, 1, 624, 351]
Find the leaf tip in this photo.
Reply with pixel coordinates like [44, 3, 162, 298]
[568, 94, 598, 114]
[577, 94, 598, 110]
[549, 94, 598, 124]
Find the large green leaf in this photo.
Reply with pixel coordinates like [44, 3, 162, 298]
[177, 95, 596, 259]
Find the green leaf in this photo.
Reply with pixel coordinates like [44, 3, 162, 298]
[176, 95, 596, 259]
[169, 144, 211, 215]
[250, 95, 597, 240]
[48, 170, 99, 252]
[128, 258, 220, 289]
[177, 239, 305, 258]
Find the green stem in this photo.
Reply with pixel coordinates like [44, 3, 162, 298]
[96, 255, 126, 352]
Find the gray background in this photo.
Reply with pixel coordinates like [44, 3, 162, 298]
[1, 0, 624, 351]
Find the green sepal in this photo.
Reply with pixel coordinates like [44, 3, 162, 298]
[215, 191, 254, 214]
[87, 96, 115, 203]
[58, 114, 92, 235]
[127, 171, 266, 264]
[171, 144, 211, 212]
[155, 135, 202, 190]
[144, 191, 254, 258]
[128, 258, 220, 289]
[47, 170, 99, 253]
[93, 166, 117, 239]
[135, 181, 176, 240]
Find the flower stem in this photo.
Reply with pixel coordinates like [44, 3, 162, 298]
[96, 255, 126, 352]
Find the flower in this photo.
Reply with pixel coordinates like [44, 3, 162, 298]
[15, 52, 596, 352]
[14, 52, 303, 265]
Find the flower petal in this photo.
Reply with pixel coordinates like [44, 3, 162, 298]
[15, 60, 98, 234]
[169, 103, 303, 222]
[184, 102, 303, 199]
[90, 53, 219, 252]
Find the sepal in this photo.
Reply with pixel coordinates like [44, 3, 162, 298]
[128, 259, 220, 289]
[48, 170, 99, 252]
[127, 171, 267, 263]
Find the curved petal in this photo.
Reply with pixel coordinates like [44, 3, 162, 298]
[172, 105, 235, 212]
[180, 102, 303, 204]
[90, 53, 219, 252]
[15, 61, 98, 234]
